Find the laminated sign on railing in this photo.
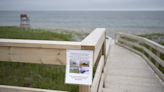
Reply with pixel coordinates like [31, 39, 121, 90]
[65, 50, 93, 85]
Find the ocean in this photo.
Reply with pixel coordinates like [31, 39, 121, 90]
[0, 11, 164, 37]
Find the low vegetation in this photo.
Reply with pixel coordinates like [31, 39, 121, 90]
[0, 26, 74, 41]
[139, 33, 164, 46]
[0, 62, 78, 92]
[139, 33, 164, 73]
[0, 26, 81, 92]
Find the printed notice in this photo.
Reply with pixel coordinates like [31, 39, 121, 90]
[65, 50, 93, 85]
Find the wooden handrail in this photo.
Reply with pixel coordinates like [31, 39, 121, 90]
[0, 85, 67, 92]
[116, 32, 164, 81]
[91, 56, 104, 92]
[0, 39, 81, 49]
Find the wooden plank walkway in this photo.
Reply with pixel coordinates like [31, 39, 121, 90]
[102, 43, 164, 92]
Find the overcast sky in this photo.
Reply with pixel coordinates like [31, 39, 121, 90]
[0, 0, 164, 11]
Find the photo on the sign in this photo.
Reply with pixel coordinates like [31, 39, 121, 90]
[69, 59, 80, 73]
[79, 59, 89, 74]
[79, 67, 89, 74]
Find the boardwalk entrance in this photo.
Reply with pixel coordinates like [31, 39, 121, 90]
[102, 43, 164, 92]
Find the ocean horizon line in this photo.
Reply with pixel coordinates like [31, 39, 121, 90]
[0, 9, 164, 12]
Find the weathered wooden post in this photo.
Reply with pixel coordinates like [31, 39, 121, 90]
[155, 50, 160, 68]
[80, 28, 106, 92]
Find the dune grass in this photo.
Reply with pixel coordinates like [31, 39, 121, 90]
[139, 33, 164, 73]
[0, 26, 74, 41]
[0, 62, 78, 92]
[139, 33, 164, 46]
[0, 26, 79, 92]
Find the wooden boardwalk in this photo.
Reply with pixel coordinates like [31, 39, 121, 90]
[102, 43, 164, 92]
[0, 29, 163, 92]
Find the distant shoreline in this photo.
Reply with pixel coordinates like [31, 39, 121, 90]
[0, 25, 163, 38]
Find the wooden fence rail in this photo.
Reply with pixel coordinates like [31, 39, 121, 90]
[0, 85, 67, 92]
[115, 32, 164, 81]
[0, 28, 111, 92]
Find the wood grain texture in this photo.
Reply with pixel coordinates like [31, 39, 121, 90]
[79, 86, 91, 92]
[0, 46, 67, 65]
[0, 39, 82, 65]
[0, 39, 81, 49]
[0, 85, 67, 92]
[81, 28, 106, 65]
[91, 56, 104, 92]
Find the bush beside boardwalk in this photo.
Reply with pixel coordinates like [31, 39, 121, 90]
[139, 33, 164, 46]
[139, 33, 164, 73]
[0, 26, 80, 92]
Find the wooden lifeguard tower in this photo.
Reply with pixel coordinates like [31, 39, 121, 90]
[20, 14, 30, 29]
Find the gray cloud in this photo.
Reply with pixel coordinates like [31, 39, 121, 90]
[0, 0, 164, 10]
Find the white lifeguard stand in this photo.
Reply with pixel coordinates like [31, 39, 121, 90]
[20, 14, 30, 29]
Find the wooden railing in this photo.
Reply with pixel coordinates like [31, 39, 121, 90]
[0, 28, 112, 92]
[90, 36, 112, 92]
[115, 33, 164, 81]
